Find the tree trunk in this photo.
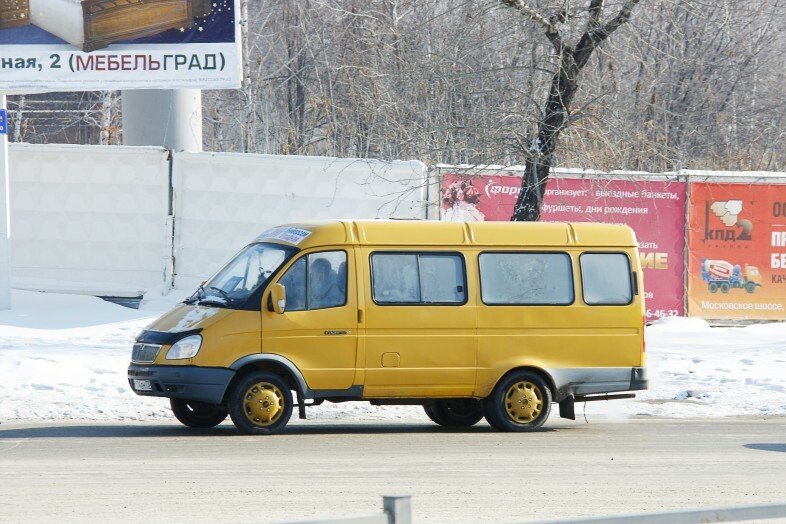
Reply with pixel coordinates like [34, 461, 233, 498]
[508, 0, 641, 221]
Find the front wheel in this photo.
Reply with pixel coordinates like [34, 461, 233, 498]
[424, 399, 484, 427]
[170, 399, 228, 428]
[483, 371, 552, 432]
[745, 281, 756, 293]
[229, 371, 293, 435]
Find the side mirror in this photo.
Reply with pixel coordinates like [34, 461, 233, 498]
[270, 283, 286, 314]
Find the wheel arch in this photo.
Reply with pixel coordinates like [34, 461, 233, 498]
[489, 366, 558, 401]
[226, 354, 311, 402]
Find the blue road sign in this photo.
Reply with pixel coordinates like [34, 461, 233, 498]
[0, 109, 7, 134]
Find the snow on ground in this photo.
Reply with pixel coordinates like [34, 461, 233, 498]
[1, 289, 785, 425]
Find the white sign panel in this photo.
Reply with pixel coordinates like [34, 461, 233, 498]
[259, 227, 313, 245]
[0, 0, 241, 91]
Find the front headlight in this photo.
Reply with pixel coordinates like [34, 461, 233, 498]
[166, 335, 202, 360]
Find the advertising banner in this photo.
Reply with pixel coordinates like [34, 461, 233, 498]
[687, 183, 786, 320]
[0, 0, 241, 90]
[441, 174, 687, 321]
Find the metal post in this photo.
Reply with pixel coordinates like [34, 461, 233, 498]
[121, 89, 203, 152]
[0, 93, 11, 310]
[383, 496, 412, 524]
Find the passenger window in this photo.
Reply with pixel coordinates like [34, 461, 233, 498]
[580, 253, 633, 305]
[371, 253, 466, 305]
[479, 252, 573, 305]
[309, 252, 347, 309]
[278, 251, 347, 311]
[279, 258, 306, 311]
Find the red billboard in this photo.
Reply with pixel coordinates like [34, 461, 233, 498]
[687, 183, 786, 320]
[441, 174, 687, 321]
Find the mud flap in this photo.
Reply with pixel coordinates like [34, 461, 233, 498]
[559, 395, 575, 420]
[296, 390, 307, 420]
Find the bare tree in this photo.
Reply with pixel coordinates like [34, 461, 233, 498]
[7, 0, 783, 177]
[503, 0, 640, 221]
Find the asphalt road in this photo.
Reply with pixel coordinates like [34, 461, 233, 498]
[1, 416, 786, 523]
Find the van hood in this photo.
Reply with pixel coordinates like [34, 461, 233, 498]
[145, 303, 233, 333]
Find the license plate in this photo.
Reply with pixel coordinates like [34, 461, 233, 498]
[133, 379, 152, 392]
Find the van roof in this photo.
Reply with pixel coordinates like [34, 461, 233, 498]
[256, 220, 637, 249]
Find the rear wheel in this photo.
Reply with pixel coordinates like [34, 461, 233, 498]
[708, 282, 719, 293]
[170, 399, 228, 428]
[720, 282, 731, 293]
[423, 399, 484, 427]
[229, 371, 293, 435]
[483, 371, 552, 432]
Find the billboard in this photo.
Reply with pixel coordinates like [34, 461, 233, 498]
[687, 183, 786, 320]
[441, 174, 687, 321]
[0, 0, 240, 90]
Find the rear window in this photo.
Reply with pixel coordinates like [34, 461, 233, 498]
[478, 252, 574, 305]
[580, 253, 633, 305]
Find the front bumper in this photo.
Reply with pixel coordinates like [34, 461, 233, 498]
[128, 364, 235, 405]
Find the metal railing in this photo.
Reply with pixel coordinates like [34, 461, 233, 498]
[535, 502, 786, 523]
[285, 495, 411, 524]
[284, 497, 786, 524]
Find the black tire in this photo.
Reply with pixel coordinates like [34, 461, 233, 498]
[483, 371, 552, 432]
[170, 399, 228, 428]
[228, 371, 293, 435]
[745, 281, 756, 294]
[720, 282, 731, 293]
[708, 282, 718, 293]
[423, 399, 484, 427]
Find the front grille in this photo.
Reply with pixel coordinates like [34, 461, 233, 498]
[132, 343, 162, 363]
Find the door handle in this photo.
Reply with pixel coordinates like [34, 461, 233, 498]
[324, 330, 349, 335]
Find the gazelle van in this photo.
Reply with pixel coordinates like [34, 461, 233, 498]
[128, 220, 647, 434]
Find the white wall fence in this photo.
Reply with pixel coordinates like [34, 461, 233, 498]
[8, 144, 427, 297]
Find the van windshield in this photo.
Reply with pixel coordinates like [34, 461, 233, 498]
[185, 243, 294, 308]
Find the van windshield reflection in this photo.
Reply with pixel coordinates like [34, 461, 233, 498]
[185, 243, 293, 308]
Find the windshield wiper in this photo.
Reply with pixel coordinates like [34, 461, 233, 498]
[193, 286, 238, 308]
[209, 286, 232, 302]
[183, 284, 206, 305]
[197, 297, 230, 308]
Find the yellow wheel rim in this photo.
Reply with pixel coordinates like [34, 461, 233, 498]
[504, 381, 543, 424]
[242, 382, 286, 427]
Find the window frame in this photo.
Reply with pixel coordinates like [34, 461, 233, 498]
[579, 251, 635, 306]
[478, 250, 576, 306]
[369, 251, 469, 306]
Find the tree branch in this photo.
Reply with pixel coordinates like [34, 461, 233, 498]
[574, 0, 640, 69]
[499, 0, 562, 50]
[599, 0, 640, 38]
[586, 0, 604, 32]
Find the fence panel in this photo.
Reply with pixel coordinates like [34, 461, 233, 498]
[9, 144, 171, 296]
[171, 153, 426, 290]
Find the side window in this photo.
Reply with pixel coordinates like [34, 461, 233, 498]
[479, 252, 573, 305]
[279, 257, 306, 311]
[580, 253, 633, 305]
[309, 252, 347, 309]
[278, 251, 347, 311]
[371, 253, 466, 305]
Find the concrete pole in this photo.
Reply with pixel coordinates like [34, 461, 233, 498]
[0, 94, 11, 310]
[121, 90, 202, 152]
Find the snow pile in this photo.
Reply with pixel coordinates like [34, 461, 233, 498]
[1, 290, 785, 424]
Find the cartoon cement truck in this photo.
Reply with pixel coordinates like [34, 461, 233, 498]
[701, 259, 762, 293]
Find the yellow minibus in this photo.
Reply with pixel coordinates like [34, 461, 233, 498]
[129, 220, 647, 434]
